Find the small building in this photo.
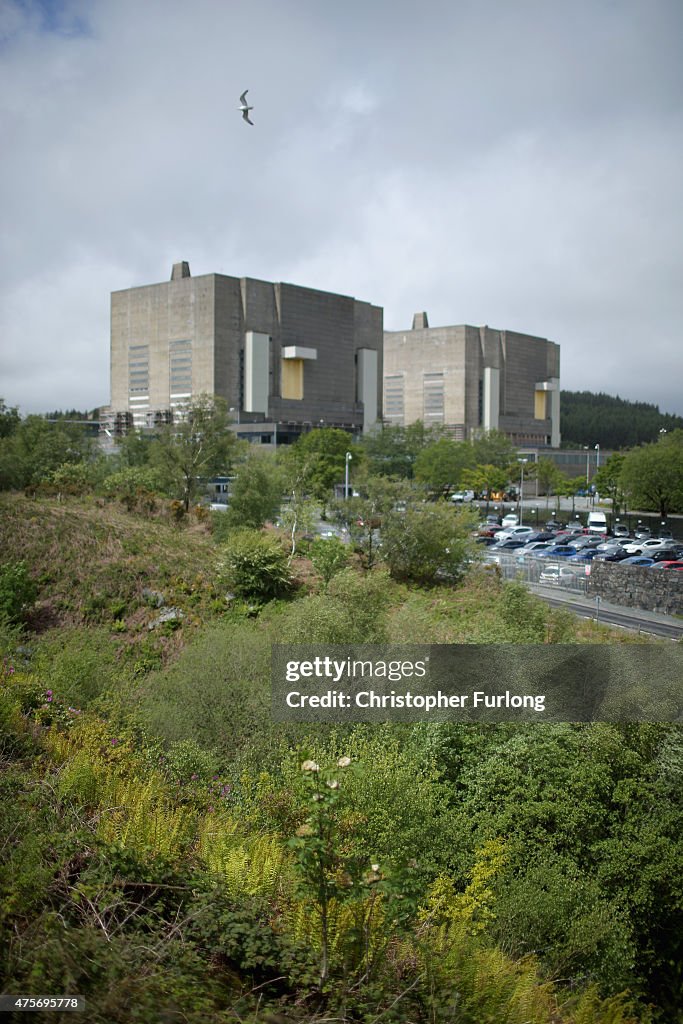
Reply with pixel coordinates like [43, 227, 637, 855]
[383, 314, 560, 447]
[106, 262, 383, 443]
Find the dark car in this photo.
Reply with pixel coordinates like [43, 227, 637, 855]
[649, 548, 683, 563]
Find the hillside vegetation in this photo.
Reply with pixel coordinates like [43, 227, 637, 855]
[0, 493, 681, 1023]
[560, 390, 683, 449]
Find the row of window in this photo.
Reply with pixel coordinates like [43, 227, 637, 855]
[127, 341, 193, 400]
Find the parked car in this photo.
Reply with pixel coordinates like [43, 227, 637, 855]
[620, 556, 655, 567]
[450, 489, 475, 503]
[565, 549, 600, 563]
[539, 564, 578, 586]
[535, 545, 580, 560]
[612, 523, 629, 538]
[493, 525, 536, 543]
[649, 560, 683, 570]
[633, 525, 652, 541]
[648, 548, 683, 563]
[622, 538, 676, 556]
[501, 513, 519, 528]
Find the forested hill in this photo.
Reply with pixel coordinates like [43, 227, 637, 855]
[560, 390, 683, 449]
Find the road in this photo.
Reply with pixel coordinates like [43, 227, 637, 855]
[529, 585, 683, 640]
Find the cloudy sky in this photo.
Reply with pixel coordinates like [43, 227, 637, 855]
[1, 0, 682, 416]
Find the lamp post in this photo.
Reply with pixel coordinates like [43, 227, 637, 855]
[594, 443, 600, 468]
[518, 458, 528, 526]
[345, 451, 352, 499]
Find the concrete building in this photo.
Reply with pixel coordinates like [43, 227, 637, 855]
[106, 262, 383, 443]
[383, 314, 560, 447]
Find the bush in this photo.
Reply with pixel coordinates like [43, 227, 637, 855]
[309, 535, 349, 585]
[217, 529, 292, 603]
[0, 560, 37, 625]
[380, 505, 478, 585]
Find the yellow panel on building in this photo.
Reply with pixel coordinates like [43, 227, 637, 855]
[281, 358, 304, 400]
[534, 389, 547, 420]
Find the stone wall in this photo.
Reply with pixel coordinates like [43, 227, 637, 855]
[588, 561, 683, 615]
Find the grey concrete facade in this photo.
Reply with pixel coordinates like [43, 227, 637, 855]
[383, 315, 560, 447]
[108, 263, 383, 438]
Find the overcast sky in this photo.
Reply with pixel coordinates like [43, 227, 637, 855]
[1, 0, 682, 416]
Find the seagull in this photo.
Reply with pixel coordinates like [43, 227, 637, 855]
[239, 90, 254, 125]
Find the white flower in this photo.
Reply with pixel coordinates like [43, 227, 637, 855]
[337, 756, 352, 768]
[326, 779, 339, 790]
[301, 759, 320, 772]
[371, 863, 380, 872]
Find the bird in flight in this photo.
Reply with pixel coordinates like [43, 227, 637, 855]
[239, 90, 254, 125]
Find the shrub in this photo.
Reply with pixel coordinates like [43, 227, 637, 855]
[217, 529, 292, 603]
[0, 560, 37, 625]
[309, 535, 349, 586]
[380, 505, 478, 585]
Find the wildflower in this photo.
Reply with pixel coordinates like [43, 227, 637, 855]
[46, 695, 53, 703]
[301, 759, 320, 772]
[371, 863, 380, 872]
[326, 779, 339, 790]
[295, 823, 314, 837]
[110, 738, 119, 747]
[45, 690, 53, 697]
[337, 756, 351, 768]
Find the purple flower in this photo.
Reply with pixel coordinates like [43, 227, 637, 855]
[110, 738, 119, 746]
[46, 696, 53, 703]
[46, 690, 53, 697]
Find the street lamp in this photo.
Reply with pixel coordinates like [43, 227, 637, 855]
[594, 443, 600, 468]
[517, 458, 528, 526]
[345, 451, 352, 499]
[583, 445, 590, 487]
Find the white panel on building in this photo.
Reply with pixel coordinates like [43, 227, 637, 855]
[282, 346, 317, 361]
[483, 366, 500, 431]
[357, 348, 378, 432]
[244, 332, 270, 414]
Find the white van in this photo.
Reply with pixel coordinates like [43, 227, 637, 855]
[587, 511, 607, 535]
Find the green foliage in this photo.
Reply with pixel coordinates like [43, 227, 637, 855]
[286, 427, 358, 504]
[0, 414, 94, 490]
[150, 394, 239, 511]
[224, 450, 283, 529]
[309, 535, 349, 585]
[380, 504, 479, 585]
[619, 429, 683, 515]
[360, 421, 444, 478]
[413, 437, 474, 492]
[561, 388, 683, 449]
[101, 465, 165, 511]
[0, 559, 37, 624]
[471, 428, 518, 469]
[0, 398, 20, 438]
[278, 568, 391, 643]
[217, 528, 293, 602]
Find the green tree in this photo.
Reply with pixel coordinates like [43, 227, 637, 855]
[361, 422, 443, 478]
[471, 429, 516, 470]
[619, 430, 683, 517]
[150, 395, 239, 512]
[331, 475, 415, 568]
[461, 464, 508, 508]
[594, 453, 626, 513]
[414, 437, 474, 494]
[0, 415, 93, 490]
[309, 536, 349, 587]
[0, 400, 20, 439]
[289, 428, 358, 506]
[380, 504, 479, 585]
[225, 451, 283, 530]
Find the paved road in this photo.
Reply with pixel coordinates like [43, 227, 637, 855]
[529, 585, 683, 640]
